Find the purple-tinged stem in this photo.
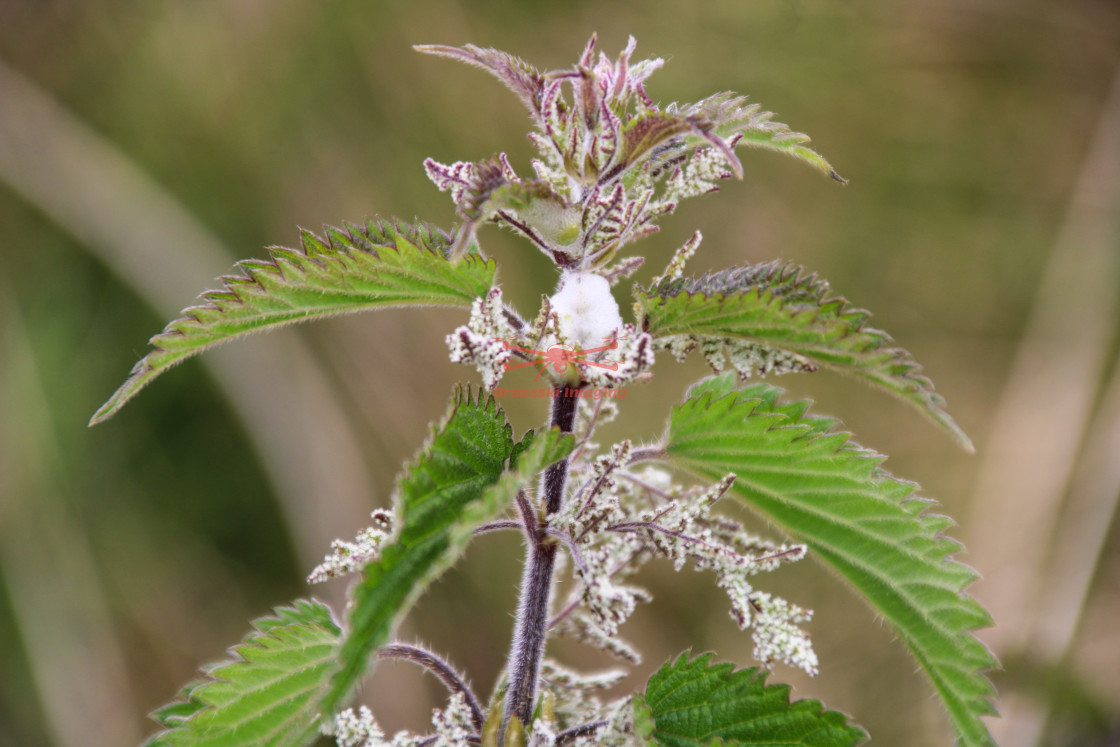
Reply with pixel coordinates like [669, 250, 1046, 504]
[502, 384, 582, 733]
[377, 643, 484, 732]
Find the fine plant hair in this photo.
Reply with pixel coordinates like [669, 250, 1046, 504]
[92, 35, 998, 747]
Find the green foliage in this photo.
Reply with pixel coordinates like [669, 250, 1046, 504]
[90, 218, 495, 424]
[666, 376, 997, 746]
[635, 652, 866, 747]
[143, 600, 341, 747]
[324, 388, 573, 713]
[637, 261, 972, 450]
[83, 33, 998, 747]
[676, 92, 845, 182]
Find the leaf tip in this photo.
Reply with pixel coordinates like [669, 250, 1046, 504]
[960, 432, 977, 454]
[89, 385, 130, 426]
[936, 411, 975, 453]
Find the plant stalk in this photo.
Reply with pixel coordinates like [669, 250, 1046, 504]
[502, 384, 582, 733]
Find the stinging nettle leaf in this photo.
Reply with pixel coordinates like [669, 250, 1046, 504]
[666, 377, 998, 747]
[612, 110, 706, 179]
[636, 651, 866, 747]
[680, 92, 845, 183]
[414, 43, 545, 118]
[324, 387, 573, 713]
[638, 260, 973, 451]
[90, 217, 495, 425]
[143, 599, 341, 747]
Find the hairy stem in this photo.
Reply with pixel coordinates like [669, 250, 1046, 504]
[502, 385, 582, 734]
[377, 644, 484, 732]
[543, 388, 581, 514]
[556, 720, 609, 745]
[628, 444, 666, 464]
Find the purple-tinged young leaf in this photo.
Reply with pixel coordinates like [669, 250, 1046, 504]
[578, 33, 597, 68]
[608, 111, 706, 182]
[414, 43, 545, 119]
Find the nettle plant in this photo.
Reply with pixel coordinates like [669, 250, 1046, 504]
[92, 36, 999, 747]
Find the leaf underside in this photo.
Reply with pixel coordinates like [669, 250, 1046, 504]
[144, 599, 341, 747]
[90, 217, 495, 424]
[681, 92, 845, 182]
[666, 376, 997, 746]
[637, 651, 866, 747]
[637, 261, 973, 451]
[323, 388, 573, 713]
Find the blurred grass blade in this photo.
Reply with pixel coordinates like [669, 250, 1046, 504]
[967, 65, 1120, 746]
[91, 219, 496, 424]
[0, 58, 378, 575]
[0, 279, 141, 747]
[666, 375, 997, 746]
[638, 261, 972, 450]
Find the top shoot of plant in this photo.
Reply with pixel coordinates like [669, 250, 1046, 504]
[93, 35, 998, 747]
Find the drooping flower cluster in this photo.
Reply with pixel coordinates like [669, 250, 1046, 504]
[658, 336, 818, 381]
[445, 287, 516, 390]
[308, 510, 394, 584]
[539, 659, 627, 729]
[548, 398, 817, 676]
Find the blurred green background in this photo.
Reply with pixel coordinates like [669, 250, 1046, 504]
[2, 1, 1119, 745]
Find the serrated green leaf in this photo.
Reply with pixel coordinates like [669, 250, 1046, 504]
[633, 692, 657, 742]
[666, 377, 998, 746]
[90, 218, 495, 424]
[638, 652, 866, 747]
[144, 599, 341, 747]
[684, 92, 844, 182]
[449, 425, 574, 551]
[506, 425, 574, 474]
[149, 688, 206, 730]
[323, 389, 572, 713]
[639, 261, 973, 451]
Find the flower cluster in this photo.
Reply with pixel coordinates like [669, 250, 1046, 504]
[323, 693, 475, 747]
[539, 659, 627, 730]
[659, 336, 817, 381]
[551, 437, 817, 676]
[308, 510, 393, 584]
[445, 287, 516, 390]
